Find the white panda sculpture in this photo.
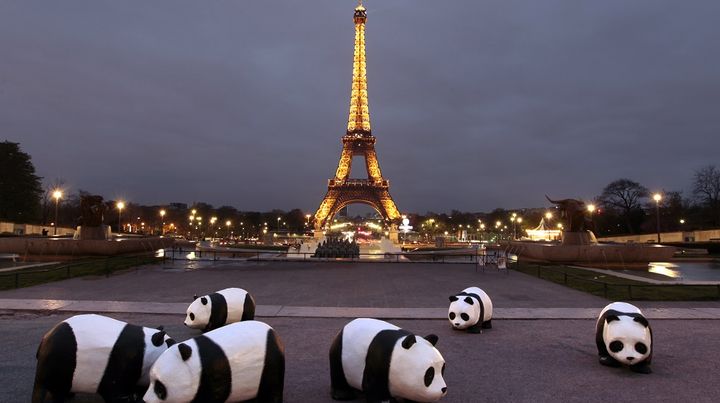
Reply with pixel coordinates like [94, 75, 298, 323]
[596, 302, 653, 374]
[143, 320, 285, 403]
[32, 314, 175, 403]
[185, 287, 255, 331]
[448, 287, 493, 333]
[329, 318, 447, 402]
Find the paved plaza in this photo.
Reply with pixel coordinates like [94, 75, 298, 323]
[1, 261, 720, 402]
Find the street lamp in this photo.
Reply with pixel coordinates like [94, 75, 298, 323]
[653, 193, 662, 243]
[545, 212, 553, 220]
[225, 220, 232, 238]
[277, 217, 281, 232]
[52, 190, 62, 235]
[159, 209, 166, 235]
[116, 201, 125, 233]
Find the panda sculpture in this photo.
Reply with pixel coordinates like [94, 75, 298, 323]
[329, 318, 447, 402]
[185, 287, 255, 331]
[595, 302, 653, 374]
[143, 320, 285, 403]
[448, 286, 493, 333]
[32, 314, 175, 403]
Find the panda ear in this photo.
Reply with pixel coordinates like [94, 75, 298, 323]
[633, 316, 649, 327]
[178, 343, 192, 361]
[606, 314, 620, 323]
[165, 338, 177, 348]
[151, 331, 167, 347]
[424, 334, 439, 346]
[463, 296, 474, 305]
[449, 296, 458, 302]
[201, 297, 208, 305]
[156, 325, 164, 331]
[402, 335, 417, 349]
[193, 294, 198, 301]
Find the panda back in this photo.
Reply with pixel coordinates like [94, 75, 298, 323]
[600, 302, 643, 317]
[204, 321, 271, 402]
[341, 319, 399, 390]
[219, 288, 250, 323]
[65, 315, 127, 393]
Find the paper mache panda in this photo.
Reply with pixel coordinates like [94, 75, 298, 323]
[329, 318, 447, 403]
[448, 286, 493, 333]
[143, 320, 285, 403]
[185, 287, 256, 331]
[32, 314, 175, 403]
[595, 302, 653, 374]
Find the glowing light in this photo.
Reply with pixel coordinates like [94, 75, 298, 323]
[545, 212, 552, 219]
[159, 209, 166, 217]
[648, 262, 680, 278]
[52, 190, 63, 200]
[116, 201, 125, 210]
[226, 220, 231, 227]
[653, 193, 662, 202]
[680, 219, 685, 224]
[587, 204, 596, 213]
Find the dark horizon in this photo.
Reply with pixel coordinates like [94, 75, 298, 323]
[3, 0, 719, 213]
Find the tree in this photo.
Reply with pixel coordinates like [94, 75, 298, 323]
[692, 165, 720, 225]
[598, 179, 648, 234]
[0, 141, 43, 223]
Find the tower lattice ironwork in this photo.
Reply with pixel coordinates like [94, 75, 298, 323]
[313, 2, 401, 232]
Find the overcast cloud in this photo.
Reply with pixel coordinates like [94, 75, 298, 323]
[1, 0, 718, 213]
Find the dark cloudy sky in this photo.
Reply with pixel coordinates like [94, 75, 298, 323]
[2, 0, 719, 214]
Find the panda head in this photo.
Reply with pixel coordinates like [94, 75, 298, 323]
[184, 295, 211, 329]
[604, 314, 652, 366]
[143, 342, 198, 403]
[140, 328, 176, 385]
[390, 334, 447, 402]
[447, 295, 479, 330]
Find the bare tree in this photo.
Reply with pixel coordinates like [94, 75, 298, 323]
[598, 179, 649, 234]
[693, 165, 720, 225]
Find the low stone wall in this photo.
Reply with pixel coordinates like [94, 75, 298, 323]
[0, 222, 74, 236]
[598, 229, 720, 243]
[0, 237, 174, 256]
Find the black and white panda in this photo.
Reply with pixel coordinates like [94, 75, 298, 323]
[595, 302, 653, 374]
[448, 286, 493, 333]
[185, 287, 255, 331]
[329, 318, 447, 402]
[143, 320, 285, 403]
[32, 314, 175, 403]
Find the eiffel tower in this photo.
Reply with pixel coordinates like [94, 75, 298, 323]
[313, 2, 401, 232]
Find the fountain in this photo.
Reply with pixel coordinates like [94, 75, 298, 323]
[510, 196, 676, 265]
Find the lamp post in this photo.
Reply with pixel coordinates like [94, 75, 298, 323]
[226, 220, 232, 238]
[653, 193, 662, 243]
[516, 217, 523, 239]
[277, 217, 281, 233]
[116, 201, 125, 233]
[159, 209, 166, 235]
[52, 190, 62, 235]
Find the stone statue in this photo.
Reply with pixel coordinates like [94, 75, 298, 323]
[74, 195, 111, 240]
[545, 195, 592, 232]
[79, 195, 107, 227]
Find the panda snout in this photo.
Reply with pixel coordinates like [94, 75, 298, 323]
[454, 323, 460, 327]
[442, 387, 447, 394]
[626, 357, 635, 362]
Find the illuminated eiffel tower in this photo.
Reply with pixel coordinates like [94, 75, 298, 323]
[313, 2, 401, 233]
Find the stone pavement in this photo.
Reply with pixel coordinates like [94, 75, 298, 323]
[2, 261, 720, 402]
[2, 298, 720, 320]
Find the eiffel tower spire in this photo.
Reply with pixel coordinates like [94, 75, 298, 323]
[347, 2, 371, 135]
[313, 2, 401, 233]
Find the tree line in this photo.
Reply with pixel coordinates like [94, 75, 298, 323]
[2, 141, 719, 237]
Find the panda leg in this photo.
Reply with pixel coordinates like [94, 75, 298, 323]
[467, 323, 483, 334]
[629, 361, 652, 374]
[329, 329, 357, 401]
[481, 319, 492, 329]
[598, 355, 621, 367]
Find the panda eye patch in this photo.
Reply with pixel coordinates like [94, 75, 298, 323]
[635, 342, 648, 354]
[609, 341, 623, 353]
[424, 367, 435, 387]
[189, 313, 195, 321]
[154, 380, 167, 400]
[448, 312, 455, 320]
[460, 313, 470, 321]
[441, 363, 446, 376]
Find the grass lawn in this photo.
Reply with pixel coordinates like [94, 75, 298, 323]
[0, 255, 161, 291]
[514, 262, 720, 301]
